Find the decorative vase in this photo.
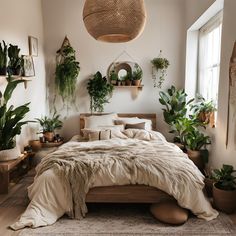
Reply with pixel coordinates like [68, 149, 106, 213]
[28, 140, 42, 151]
[0, 146, 21, 162]
[187, 149, 205, 172]
[43, 132, 54, 142]
[213, 183, 236, 213]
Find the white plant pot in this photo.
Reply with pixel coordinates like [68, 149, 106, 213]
[0, 146, 21, 162]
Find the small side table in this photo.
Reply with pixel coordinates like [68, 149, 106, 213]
[0, 152, 35, 194]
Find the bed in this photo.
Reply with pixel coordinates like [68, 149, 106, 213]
[10, 113, 218, 230]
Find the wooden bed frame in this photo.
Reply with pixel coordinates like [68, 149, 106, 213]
[80, 113, 174, 204]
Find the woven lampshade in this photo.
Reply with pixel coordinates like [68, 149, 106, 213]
[83, 0, 147, 43]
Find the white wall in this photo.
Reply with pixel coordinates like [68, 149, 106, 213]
[41, 0, 186, 140]
[0, 0, 46, 150]
[185, 0, 236, 168]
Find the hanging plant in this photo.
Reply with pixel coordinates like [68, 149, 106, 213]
[151, 51, 170, 89]
[87, 71, 114, 113]
[55, 37, 80, 101]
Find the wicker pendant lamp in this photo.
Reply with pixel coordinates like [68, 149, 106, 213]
[83, 0, 147, 43]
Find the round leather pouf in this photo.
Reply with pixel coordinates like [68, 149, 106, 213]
[150, 201, 189, 225]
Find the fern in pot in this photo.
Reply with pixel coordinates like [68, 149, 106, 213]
[0, 79, 30, 161]
[36, 113, 63, 142]
[87, 71, 114, 113]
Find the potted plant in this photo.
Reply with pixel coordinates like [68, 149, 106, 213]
[36, 113, 63, 142]
[87, 71, 114, 113]
[151, 52, 170, 88]
[7, 44, 23, 76]
[190, 95, 217, 127]
[0, 41, 7, 75]
[132, 63, 143, 86]
[109, 70, 118, 85]
[185, 130, 211, 171]
[0, 79, 30, 161]
[55, 43, 80, 102]
[212, 164, 236, 213]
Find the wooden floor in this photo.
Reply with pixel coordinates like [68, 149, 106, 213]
[0, 171, 236, 236]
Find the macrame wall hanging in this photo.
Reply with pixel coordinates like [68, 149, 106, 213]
[226, 41, 236, 148]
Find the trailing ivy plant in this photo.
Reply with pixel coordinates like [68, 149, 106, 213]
[87, 71, 114, 113]
[55, 44, 80, 101]
[0, 79, 30, 150]
[151, 51, 170, 88]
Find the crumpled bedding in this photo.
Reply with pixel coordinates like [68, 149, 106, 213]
[11, 129, 218, 230]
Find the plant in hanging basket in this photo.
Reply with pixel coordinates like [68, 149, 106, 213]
[55, 39, 80, 102]
[151, 54, 170, 89]
[87, 71, 114, 113]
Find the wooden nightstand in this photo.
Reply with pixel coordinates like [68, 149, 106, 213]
[0, 152, 35, 194]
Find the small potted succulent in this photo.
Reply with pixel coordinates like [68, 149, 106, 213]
[36, 113, 63, 142]
[151, 52, 170, 89]
[0, 41, 7, 75]
[132, 63, 143, 86]
[7, 44, 23, 76]
[212, 164, 236, 213]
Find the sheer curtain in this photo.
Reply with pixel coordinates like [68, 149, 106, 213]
[198, 11, 223, 107]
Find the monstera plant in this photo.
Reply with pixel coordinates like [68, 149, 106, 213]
[0, 79, 30, 161]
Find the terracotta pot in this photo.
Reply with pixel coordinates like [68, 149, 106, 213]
[187, 149, 205, 171]
[204, 178, 214, 198]
[126, 80, 132, 86]
[43, 132, 54, 142]
[0, 146, 21, 162]
[29, 140, 42, 151]
[121, 81, 126, 86]
[213, 183, 236, 213]
[133, 79, 141, 86]
[111, 80, 117, 85]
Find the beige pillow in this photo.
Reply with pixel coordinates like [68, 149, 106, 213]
[125, 122, 146, 130]
[88, 130, 111, 141]
[84, 113, 117, 129]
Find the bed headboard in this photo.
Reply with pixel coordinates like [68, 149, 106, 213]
[79, 113, 157, 132]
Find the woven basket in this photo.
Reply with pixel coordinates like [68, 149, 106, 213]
[83, 0, 147, 43]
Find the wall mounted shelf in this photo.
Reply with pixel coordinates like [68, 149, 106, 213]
[0, 76, 33, 89]
[113, 85, 144, 91]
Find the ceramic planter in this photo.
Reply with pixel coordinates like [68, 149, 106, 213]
[213, 183, 236, 213]
[133, 80, 141, 86]
[187, 149, 205, 171]
[111, 80, 117, 85]
[126, 80, 132, 86]
[43, 132, 54, 142]
[121, 81, 126, 86]
[0, 146, 21, 162]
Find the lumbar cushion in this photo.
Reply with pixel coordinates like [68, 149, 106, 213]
[150, 201, 189, 225]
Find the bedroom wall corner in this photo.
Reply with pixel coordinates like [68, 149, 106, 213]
[41, 0, 186, 141]
[0, 0, 47, 151]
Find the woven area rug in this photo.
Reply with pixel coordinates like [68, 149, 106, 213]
[19, 203, 236, 236]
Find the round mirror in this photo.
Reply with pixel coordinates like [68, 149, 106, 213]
[118, 69, 127, 80]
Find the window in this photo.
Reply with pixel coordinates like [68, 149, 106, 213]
[198, 11, 223, 107]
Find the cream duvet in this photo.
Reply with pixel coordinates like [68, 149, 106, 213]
[11, 129, 218, 230]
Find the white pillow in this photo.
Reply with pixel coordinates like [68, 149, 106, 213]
[115, 117, 152, 131]
[84, 113, 117, 129]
